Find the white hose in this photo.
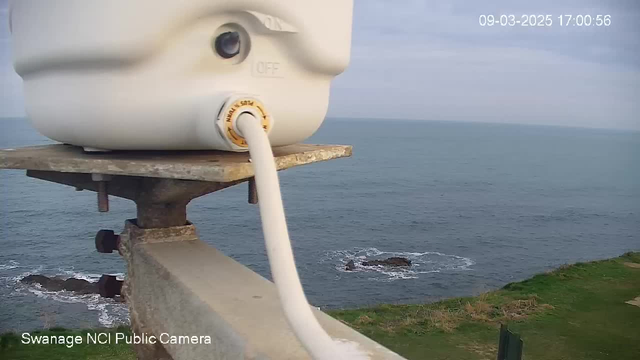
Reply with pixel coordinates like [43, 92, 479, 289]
[236, 113, 346, 360]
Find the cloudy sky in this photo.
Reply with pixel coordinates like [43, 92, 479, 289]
[1, 0, 639, 130]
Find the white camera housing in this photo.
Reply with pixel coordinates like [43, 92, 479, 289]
[10, 0, 353, 151]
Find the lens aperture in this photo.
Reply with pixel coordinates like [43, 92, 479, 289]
[215, 31, 241, 59]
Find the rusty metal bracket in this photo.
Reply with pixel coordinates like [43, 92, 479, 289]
[26, 170, 243, 227]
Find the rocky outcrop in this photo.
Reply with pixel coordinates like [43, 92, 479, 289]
[344, 257, 412, 271]
[361, 257, 411, 267]
[345, 260, 356, 271]
[21, 274, 98, 295]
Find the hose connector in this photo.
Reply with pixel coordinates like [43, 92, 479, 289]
[217, 95, 272, 150]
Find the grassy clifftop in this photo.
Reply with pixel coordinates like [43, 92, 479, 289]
[2, 252, 639, 360]
[331, 251, 640, 359]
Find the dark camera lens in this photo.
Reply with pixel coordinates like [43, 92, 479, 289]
[214, 31, 241, 59]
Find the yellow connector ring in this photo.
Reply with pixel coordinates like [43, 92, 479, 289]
[220, 97, 271, 148]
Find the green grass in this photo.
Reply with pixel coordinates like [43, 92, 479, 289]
[2, 252, 638, 359]
[329, 251, 640, 360]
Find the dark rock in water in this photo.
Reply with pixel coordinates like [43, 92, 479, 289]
[97, 275, 123, 298]
[361, 257, 411, 267]
[21, 274, 64, 291]
[63, 278, 98, 295]
[345, 260, 356, 271]
[20, 275, 50, 285]
[21, 275, 98, 295]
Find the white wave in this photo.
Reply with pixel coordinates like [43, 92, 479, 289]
[88, 303, 113, 327]
[27, 286, 128, 328]
[0, 264, 43, 291]
[28, 285, 93, 304]
[2, 264, 129, 327]
[10, 265, 44, 283]
[57, 268, 125, 282]
[87, 300, 129, 328]
[0, 260, 20, 270]
[2, 265, 125, 285]
[321, 247, 474, 282]
[58, 269, 102, 282]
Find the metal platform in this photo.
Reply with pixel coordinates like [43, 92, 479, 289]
[0, 143, 406, 359]
[0, 143, 352, 182]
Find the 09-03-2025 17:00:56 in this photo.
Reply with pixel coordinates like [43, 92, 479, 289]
[479, 14, 611, 27]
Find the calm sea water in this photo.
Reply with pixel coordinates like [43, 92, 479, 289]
[0, 118, 638, 332]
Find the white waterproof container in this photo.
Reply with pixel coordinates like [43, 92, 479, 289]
[10, 0, 353, 151]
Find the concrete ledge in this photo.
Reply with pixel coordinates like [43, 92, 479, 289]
[121, 221, 405, 360]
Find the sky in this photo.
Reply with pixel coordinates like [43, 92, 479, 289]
[1, 0, 639, 130]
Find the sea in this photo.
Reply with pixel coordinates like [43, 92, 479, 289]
[0, 118, 638, 332]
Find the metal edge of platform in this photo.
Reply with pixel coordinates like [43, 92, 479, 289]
[0, 143, 353, 183]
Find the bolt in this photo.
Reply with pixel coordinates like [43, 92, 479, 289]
[91, 174, 112, 213]
[248, 177, 258, 204]
[95, 229, 120, 253]
[97, 181, 109, 212]
[98, 275, 123, 298]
